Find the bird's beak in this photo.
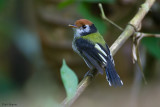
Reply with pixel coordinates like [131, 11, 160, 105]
[68, 24, 77, 28]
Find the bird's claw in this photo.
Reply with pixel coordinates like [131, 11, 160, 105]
[84, 70, 94, 78]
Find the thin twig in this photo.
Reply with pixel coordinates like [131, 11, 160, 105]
[135, 37, 148, 85]
[61, 0, 156, 106]
[132, 32, 147, 84]
[132, 32, 160, 61]
[98, 3, 124, 31]
[131, 32, 160, 84]
[110, 0, 155, 55]
[129, 48, 146, 107]
[140, 32, 160, 38]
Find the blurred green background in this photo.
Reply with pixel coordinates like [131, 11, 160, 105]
[0, 0, 160, 107]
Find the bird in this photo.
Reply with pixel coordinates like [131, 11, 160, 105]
[69, 19, 123, 87]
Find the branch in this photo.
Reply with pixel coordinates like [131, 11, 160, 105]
[131, 32, 160, 84]
[98, 3, 123, 31]
[61, 0, 156, 106]
[132, 32, 160, 63]
[132, 32, 147, 85]
[139, 32, 160, 38]
[111, 0, 155, 55]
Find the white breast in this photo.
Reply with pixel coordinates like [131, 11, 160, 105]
[72, 39, 79, 54]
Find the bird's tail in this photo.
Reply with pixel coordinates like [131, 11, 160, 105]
[105, 58, 123, 87]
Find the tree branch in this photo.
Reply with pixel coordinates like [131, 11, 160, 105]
[98, 3, 124, 31]
[132, 32, 160, 64]
[61, 0, 156, 106]
[138, 32, 160, 38]
[131, 32, 160, 84]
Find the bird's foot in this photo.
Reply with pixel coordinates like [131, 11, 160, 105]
[84, 70, 94, 78]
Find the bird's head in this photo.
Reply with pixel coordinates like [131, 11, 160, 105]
[69, 19, 97, 38]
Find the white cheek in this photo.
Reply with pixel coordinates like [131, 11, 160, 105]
[73, 25, 90, 38]
[74, 29, 82, 38]
[77, 29, 83, 34]
[84, 25, 90, 32]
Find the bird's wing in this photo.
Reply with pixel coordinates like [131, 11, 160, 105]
[94, 42, 122, 86]
[82, 51, 104, 74]
[96, 42, 115, 65]
[75, 38, 110, 74]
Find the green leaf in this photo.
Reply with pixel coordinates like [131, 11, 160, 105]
[78, 2, 107, 35]
[80, 0, 116, 4]
[142, 37, 160, 59]
[57, 0, 116, 9]
[58, 0, 75, 9]
[60, 59, 78, 101]
[0, 0, 7, 11]
[0, 70, 15, 95]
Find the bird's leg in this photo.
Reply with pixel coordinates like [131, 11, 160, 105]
[84, 68, 96, 78]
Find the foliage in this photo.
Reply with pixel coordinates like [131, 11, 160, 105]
[80, 0, 116, 3]
[58, 0, 75, 9]
[60, 59, 78, 101]
[0, 0, 7, 11]
[58, 0, 115, 8]
[142, 37, 160, 59]
[0, 70, 14, 95]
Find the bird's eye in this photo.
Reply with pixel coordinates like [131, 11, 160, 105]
[82, 25, 86, 29]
